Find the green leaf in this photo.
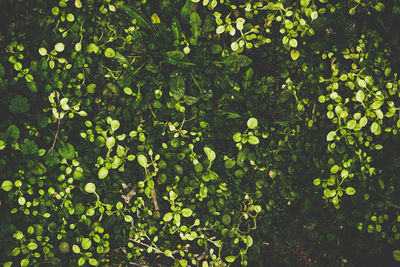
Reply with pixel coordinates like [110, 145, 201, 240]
[88, 258, 98, 266]
[124, 215, 133, 222]
[190, 12, 202, 39]
[1, 180, 13, 191]
[171, 16, 182, 41]
[75, 0, 82, 8]
[21, 139, 38, 155]
[0, 140, 5, 150]
[78, 257, 85, 266]
[393, 250, 400, 261]
[313, 178, 321, 186]
[233, 133, 241, 142]
[105, 47, 115, 58]
[247, 118, 258, 129]
[310, 11, 318, 20]
[169, 76, 185, 101]
[216, 25, 225, 34]
[21, 259, 29, 267]
[180, 0, 194, 21]
[371, 100, 384, 110]
[225, 256, 236, 263]
[9, 95, 30, 113]
[0, 63, 4, 78]
[289, 39, 298, 48]
[98, 167, 108, 179]
[358, 79, 366, 88]
[330, 165, 339, 174]
[291, 50, 300, 60]
[225, 159, 236, 169]
[200, 187, 207, 198]
[327, 131, 336, 141]
[277, 89, 293, 104]
[204, 147, 216, 162]
[84, 183, 96, 193]
[360, 117, 368, 128]
[166, 50, 185, 64]
[72, 244, 81, 254]
[371, 122, 381, 135]
[27, 242, 38, 250]
[10, 247, 20, 256]
[123, 87, 133, 95]
[58, 143, 75, 160]
[115, 51, 129, 65]
[163, 212, 173, 222]
[54, 42, 65, 52]
[221, 55, 253, 68]
[138, 154, 147, 168]
[119, 5, 151, 29]
[165, 249, 173, 257]
[248, 135, 260, 145]
[106, 136, 116, 149]
[246, 235, 253, 247]
[183, 95, 199, 105]
[345, 187, 356, 195]
[38, 47, 47, 56]
[231, 42, 239, 51]
[222, 214, 231, 224]
[81, 238, 92, 250]
[356, 90, 365, 102]
[111, 120, 120, 132]
[87, 83, 96, 93]
[181, 208, 193, 217]
[346, 120, 357, 130]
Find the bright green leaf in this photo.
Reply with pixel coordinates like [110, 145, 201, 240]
[247, 118, 258, 129]
[393, 250, 400, 261]
[356, 90, 365, 102]
[105, 47, 116, 58]
[345, 187, 356, 195]
[106, 136, 116, 149]
[54, 43, 65, 52]
[81, 238, 92, 250]
[1, 180, 13, 191]
[291, 49, 300, 60]
[181, 208, 193, 217]
[225, 256, 236, 263]
[138, 154, 147, 168]
[98, 167, 108, 179]
[163, 212, 173, 222]
[84, 183, 96, 193]
[248, 135, 260, 145]
[204, 147, 216, 162]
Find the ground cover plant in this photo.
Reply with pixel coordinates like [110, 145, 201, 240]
[1, 0, 400, 266]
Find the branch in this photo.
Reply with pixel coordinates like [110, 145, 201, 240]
[49, 114, 61, 153]
[128, 238, 165, 255]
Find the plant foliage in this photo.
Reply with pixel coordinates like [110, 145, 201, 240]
[1, 0, 400, 266]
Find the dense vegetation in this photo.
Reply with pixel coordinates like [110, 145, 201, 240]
[1, 0, 400, 266]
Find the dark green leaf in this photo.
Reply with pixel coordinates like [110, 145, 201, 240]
[5, 125, 20, 142]
[58, 143, 75, 160]
[190, 12, 202, 39]
[183, 95, 199, 105]
[169, 75, 185, 101]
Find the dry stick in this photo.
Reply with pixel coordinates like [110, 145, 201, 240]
[128, 238, 164, 255]
[146, 169, 159, 210]
[129, 262, 150, 267]
[50, 114, 61, 153]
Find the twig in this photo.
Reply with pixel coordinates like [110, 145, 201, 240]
[129, 262, 150, 267]
[151, 187, 159, 210]
[49, 114, 61, 153]
[146, 169, 159, 210]
[128, 238, 165, 255]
